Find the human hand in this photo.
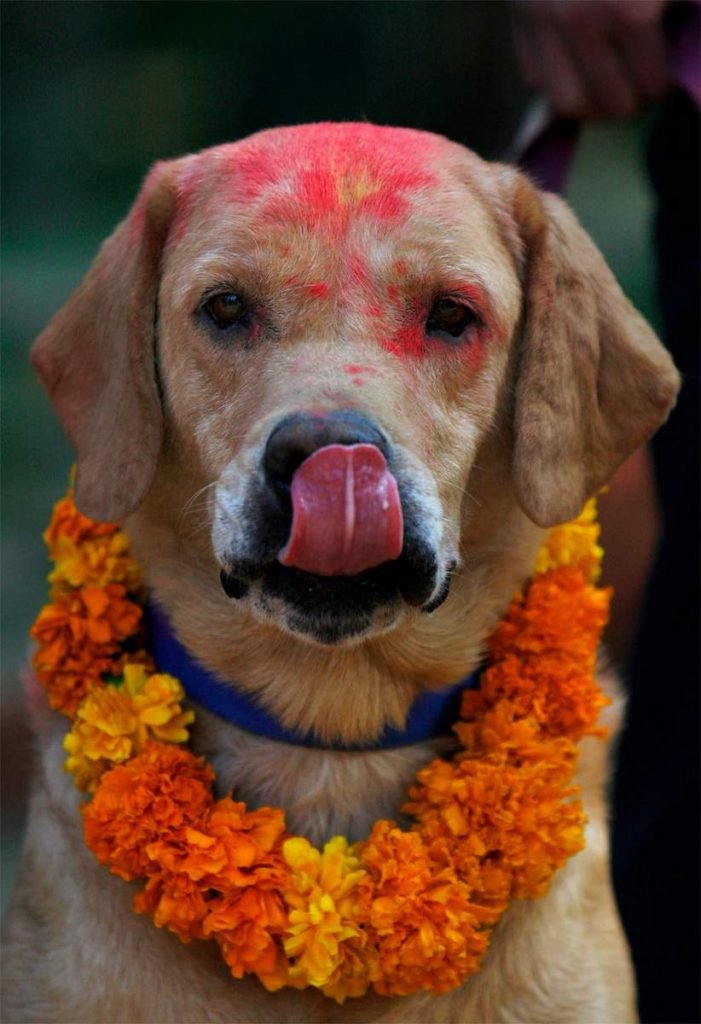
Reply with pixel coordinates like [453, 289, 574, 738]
[512, 0, 671, 119]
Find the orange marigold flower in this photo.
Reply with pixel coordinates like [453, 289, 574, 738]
[83, 741, 214, 881]
[134, 871, 209, 943]
[207, 888, 289, 981]
[134, 801, 289, 962]
[358, 823, 488, 997]
[145, 797, 287, 892]
[206, 798, 288, 889]
[31, 584, 142, 716]
[45, 490, 140, 593]
[32, 650, 111, 719]
[406, 745, 586, 903]
[320, 939, 379, 1003]
[44, 492, 116, 552]
[460, 567, 610, 745]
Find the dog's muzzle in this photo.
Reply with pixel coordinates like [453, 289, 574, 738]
[218, 410, 452, 643]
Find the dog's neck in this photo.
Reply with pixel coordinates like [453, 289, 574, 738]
[190, 706, 457, 846]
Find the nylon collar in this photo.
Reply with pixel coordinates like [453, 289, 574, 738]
[146, 603, 478, 751]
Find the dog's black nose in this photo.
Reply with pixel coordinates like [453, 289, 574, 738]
[264, 410, 389, 498]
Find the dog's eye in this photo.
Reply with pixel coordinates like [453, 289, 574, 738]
[426, 298, 476, 339]
[203, 292, 248, 329]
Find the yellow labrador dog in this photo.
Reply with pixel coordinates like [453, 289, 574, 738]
[3, 124, 679, 1023]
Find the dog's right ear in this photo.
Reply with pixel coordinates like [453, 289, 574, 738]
[30, 159, 184, 523]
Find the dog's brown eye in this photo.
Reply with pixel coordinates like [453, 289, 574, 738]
[426, 298, 476, 339]
[203, 292, 247, 329]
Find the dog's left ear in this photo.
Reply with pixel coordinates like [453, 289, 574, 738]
[30, 159, 184, 523]
[504, 172, 681, 527]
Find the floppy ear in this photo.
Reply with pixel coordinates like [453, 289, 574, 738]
[509, 174, 680, 526]
[30, 159, 183, 522]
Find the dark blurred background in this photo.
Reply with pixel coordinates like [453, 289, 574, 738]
[2, 0, 661, 942]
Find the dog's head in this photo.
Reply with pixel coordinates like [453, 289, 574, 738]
[32, 123, 679, 650]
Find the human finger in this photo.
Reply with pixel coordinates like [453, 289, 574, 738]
[614, 4, 671, 103]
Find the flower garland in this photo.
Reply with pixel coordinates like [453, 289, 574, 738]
[31, 482, 610, 1003]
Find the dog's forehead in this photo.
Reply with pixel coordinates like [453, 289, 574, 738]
[175, 123, 495, 238]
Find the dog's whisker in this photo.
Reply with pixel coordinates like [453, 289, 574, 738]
[179, 482, 218, 520]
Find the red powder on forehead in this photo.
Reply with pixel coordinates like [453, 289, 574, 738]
[306, 282, 330, 299]
[223, 123, 440, 235]
[347, 253, 371, 289]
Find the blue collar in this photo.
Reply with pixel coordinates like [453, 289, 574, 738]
[145, 603, 479, 751]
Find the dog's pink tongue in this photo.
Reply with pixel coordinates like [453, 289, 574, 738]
[278, 444, 403, 576]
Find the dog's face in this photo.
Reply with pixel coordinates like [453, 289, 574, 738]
[31, 124, 679, 651]
[154, 126, 521, 643]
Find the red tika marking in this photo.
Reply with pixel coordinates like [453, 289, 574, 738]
[343, 364, 378, 376]
[380, 281, 498, 365]
[343, 363, 379, 388]
[383, 322, 426, 361]
[347, 253, 371, 289]
[306, 282, 330, 299]
[225, 124, 439, 237]
[381, 322, 491, 366]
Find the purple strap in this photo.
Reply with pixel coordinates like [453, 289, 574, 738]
[517, 2, 700, 191]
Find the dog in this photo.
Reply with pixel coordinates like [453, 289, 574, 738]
[2, 123, 679, 1023]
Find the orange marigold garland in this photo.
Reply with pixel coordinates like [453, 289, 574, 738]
[31, 481, 610, 1003]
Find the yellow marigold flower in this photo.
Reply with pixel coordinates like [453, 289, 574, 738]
[63, 664, 194, 791]
[50, 531, 142, 595]
[123, 665, 195, 744]
[534, 497, 603, 583]
[64, 730, 106, 792]
[282, 837, 367, 991]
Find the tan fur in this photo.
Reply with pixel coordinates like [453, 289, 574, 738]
[3, 124, 679, 1022]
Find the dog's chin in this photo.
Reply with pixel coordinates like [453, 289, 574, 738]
[219, 550, 452, 646]
[258, 562, 405, 645]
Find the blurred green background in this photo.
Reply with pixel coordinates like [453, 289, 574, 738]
[1, 0, 658, 910]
